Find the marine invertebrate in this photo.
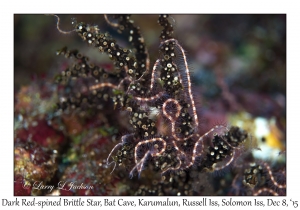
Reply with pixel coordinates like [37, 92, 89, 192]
[14, 14, 286, 196]
[55, 14, 248, 178]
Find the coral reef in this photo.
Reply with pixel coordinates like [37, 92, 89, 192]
[14, 14, 286, 196]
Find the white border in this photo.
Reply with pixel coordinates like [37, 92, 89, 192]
[3, 0, 299, 209]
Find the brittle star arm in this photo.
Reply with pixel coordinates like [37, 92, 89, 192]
[261, 162, 286, 189]
[161, 140, 187, 174]
[89, 83, 119, 91]
[162, 98, 195, 141]
[253, 188, 279, 196]
[49, 14, 75, 34]
[160, 38, 199, 129]
[106, 133, 134, 174]
[130, 138, 166, 177]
